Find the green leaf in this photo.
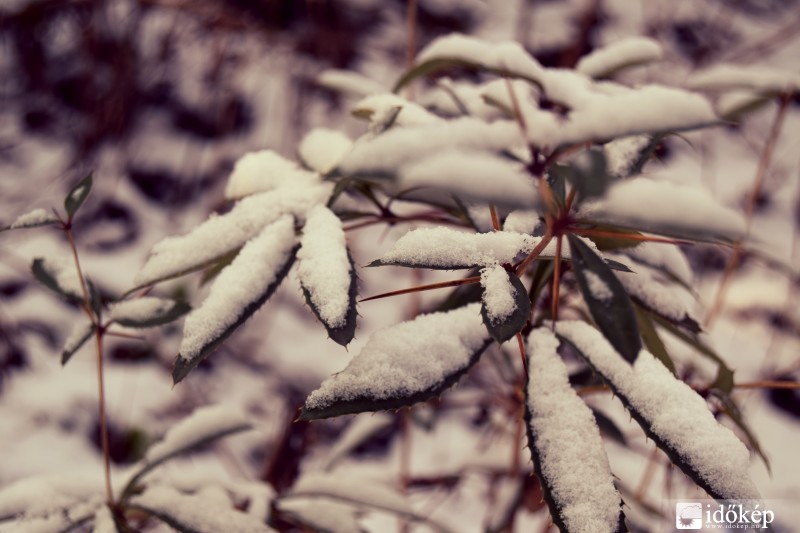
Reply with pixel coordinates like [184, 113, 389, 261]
[64, 173, 93, 219]
[633, 303, 676, 376]
[480, 269, 530, 343]
[31, 258, 83, 303]
[299, 304, 492, 420]
[1, 208, 60, 232]
[110, 298, 191, 328]
[61, 323, 96, 365]
[550, 150, 614, 203]
[709, 390, 771, 472]
[301, 251, 358, 346]
[626, 134, 664, 177]
[711, 363, 735, 395]
[567, 234, 642, 363]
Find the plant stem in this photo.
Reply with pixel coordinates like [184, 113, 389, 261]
[551, 235, 562, 324]
[360, 276, 481, 302]
[734, 380, 800, 390]
[515, 230, 554, 276]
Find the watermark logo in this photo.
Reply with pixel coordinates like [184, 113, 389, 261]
[672, 500, 775, 530]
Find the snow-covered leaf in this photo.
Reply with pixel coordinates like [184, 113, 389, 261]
[64, 173, 93, 219]
[549, 150, 614, 203]
[297, 206, 358, 346]
[604, 134, 660, 178]
[134, 183, 330, 290]
[173, 216, 298, 383]
[224, 150, 320, 201]
[130, 486, 274, 533]
[322, 413, 394, 471]
[2, 208, 59, 231]
[276, 497, 365, 533]
[556, 321, 761, 501]
[316, 69, 386, 97]
[92, 505, 116, 533]
[480, 265, 530, 343]
[109, 297, 190, 328]
[633, 304, 676, 376]
[300, 303, 491, 420]
[394, 33, 544, 92]
[61, 322, 96, 365]
[710, 390, 770, 472]
[31, 257, 84, 303]
[576, 37, 663, 79]
[567, 234, 641, 364]
[298, 129, 353, 174]
[122, 405, 251, 499]
[352, 93, 442, 129]
[686, 64, 800, 95]
[584, 178, 746, 243]
[524, 329, 626, 533]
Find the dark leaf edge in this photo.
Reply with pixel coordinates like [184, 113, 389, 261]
[393, 57, 543, 93]
[481, 270, 531, 343]
[62, 324, 96, 365]
[112, 300, 191, 329]
[31, 258, 83, 303]
[64, 173, 93, 219]
[709, 390, 771, 472]
[301, 251, 358, 346]
[633, 303, 677, 376]
[369, 255, 632, 273]
[171, 246, 299, 384]
[298, 338, 492, 420]
[567, 234, 642, 363]
[127, 505, 203, 533]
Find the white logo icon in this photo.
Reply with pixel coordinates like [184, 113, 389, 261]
[676, 502, 703, 529]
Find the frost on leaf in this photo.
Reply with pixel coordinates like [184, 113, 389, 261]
[298, 129, 353, 174]
[276, 497, 362, 533]
[575, 37, 663, 79]
[687, 64, 800, 95]
[3, 208, 59, 231]
[224, 149, 320, 201]
[300, 303, 491, 420]
[109, 296, 190, 328]
[316, 68, 386, 97]
[556, 321, 761, 501]
[64, 173, 93, 218]
[31, 257, 84, 302]
[585, 178, 746, 242]
[174, 216, 298, 383]
[524, 329, 625, 533]
[480, 265, 530, 343]
[130, 486, 275, 533]
[297, 206, 357, 346]
[61, 322, 95, 365]
[352, 93, 442, 129]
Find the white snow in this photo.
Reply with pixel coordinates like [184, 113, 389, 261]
[297, 206, 352, 329]
[316, 68, 386, 97]
[613, 259, 695, 323]
[8, 208, 58, 229]
[502, 209, 539, 234]
[480, 265, 517, 322]
[130, 485, 275, 533]
[414, 33, 545, 83]
[297, 129, 353, 174]
[687, 64, 800, 94]
[304, 303, 488, 409]
[224, 150, 320, 201]
[61, 322, 94, 358]
[603, 134, 651, 177]
[555, 321, 760, 501]
[586, 178, 747, 240]
[288, 472, 414, 518]
[526, 328, 622, 533]
[135, 183, 331, 288]
[39, 256, 84, 300]
[276, 497, 362, 533]
[623, 243, 692, 286]
[352, 93, 443, 128]
[0, 474, 102, 522]
[398, 150, 539, 207]
[92, 506, 114, 533]
[584, 270, 613, 302]
[178, 216, 297, 363]
[576, 37, 663, 79]
[109, 296, 176, 324]
[143, 404, 250, 466]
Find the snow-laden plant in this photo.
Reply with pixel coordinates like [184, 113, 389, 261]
[5, 32, 791, 532]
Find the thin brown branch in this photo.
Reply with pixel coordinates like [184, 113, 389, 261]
[489, 204, 501, 231]
[734, 380, 800, 390]
[551, 235, 563, 324]
[515, 230, 554, 276]
[360, 276, 481, 303]
[569, 228, 690, 245]
[343, 214, 469, 232]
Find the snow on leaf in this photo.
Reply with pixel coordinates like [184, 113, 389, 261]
[686, 64, 800, 95]
[276, 497, 364, 533]
[134, 183, 329, 289]
[603, 135, 654, 177]
[352, 93, 443, 128]
[322, 413, 394, 471]
[0, 474, 102, 524]
[502, 210, 539, 234]
[92, 506, 115, 533]
[480, 265, 530, 343]
[622, 242, 692, 287]
[31, 257, 84, 302]
[576, 37, 663, 79]
[395, 33, 545, 91]
[3, 208, 59, 231]
[585, 178, 746, 243]
[122, 405, 251, 496]
[61, 322, 95, 365]
[524, 328, 625, 533]
[316, 69, 386, 97]
[64, 173, 93, 219]
[109, 296, 190, 328]
[130, 486, 275, 533]
[567, 234, 642, 364]
[298, 129, 353, 174]
[300, 303, 491, 420]
[297, 206, 357, 345]
[398, 150, 539, 208]
[224, 150, 320, 201]
[556, 321, 761, 501]
[174, 216, 298, 383]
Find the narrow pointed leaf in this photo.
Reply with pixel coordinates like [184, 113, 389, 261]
[567, 234, 641, 363]
[64, 173, 93, 219]
[173, 217, 298, 383]
[300, 303, 491, 420]
[297, 206, 357, 346]
[31, 257, 84, 303]
[2, 208, 59, 232]
[109, 297, 190, 328]
[633, 303, 676, 376]
[480, 266, 530, 343]
[556, 321, 761, 501]
[575, 37, 663, 79]
[524, 329, 626, 533]
[550, 151, 615, 204]
[709, 390, 771, 472]
[61, 323, 96, 365]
